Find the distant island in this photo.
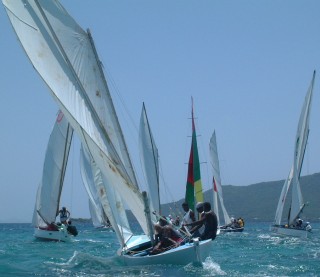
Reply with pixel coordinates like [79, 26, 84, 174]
[160, 172, 320, 222]
[75, 172, 320, 226]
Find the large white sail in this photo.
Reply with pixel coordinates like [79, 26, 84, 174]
[209, 131, 231, 226]
[80, 146, 108, 228]
[32, 111, 73, 227]
[88, 199, 105, 228]
[139, 103, 160, 220]
[3, 0, 149, 240]
[274, 71, 315, 226]
[288, 71, 315, 224]
[80, 145, 132, 244]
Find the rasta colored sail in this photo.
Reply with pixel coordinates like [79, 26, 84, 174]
[185, 99, 204, 212]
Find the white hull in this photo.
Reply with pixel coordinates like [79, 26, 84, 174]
[270, 225, 311, 239]
[120, 238, 213, 266]
[34, 226, 72, 242]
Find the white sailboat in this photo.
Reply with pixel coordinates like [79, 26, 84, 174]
[80, 146, 111, 229]
[32, 110, 77, 241]
[3, 0, 213, 264]
[209, 131, 244, 233]
[271, 71, 315, 238]
[139, 103, 161, 217]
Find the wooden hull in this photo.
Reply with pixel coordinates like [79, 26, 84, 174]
[34, 226, 72, 242]
[270, 225, 311, 239]
[120, 237, 213, 266]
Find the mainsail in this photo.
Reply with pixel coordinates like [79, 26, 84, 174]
[274, 71, 315, 226]
[3, 0, 149, 244]
[185, 98, 204, 212]
[32, 110, 73, 227]
[139, 103, 160, 219]
[209, 131, 231, 226]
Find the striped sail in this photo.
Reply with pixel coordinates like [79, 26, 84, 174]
[185, 99, 203, 212]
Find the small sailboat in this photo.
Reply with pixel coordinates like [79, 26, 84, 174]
[271, 71, 315, 238]
[119, 103, 213, 265]
[32, 111, 77, 241]
[209, 131, 244, 233]
[3, 0, 213, 264]
[80, 145, 112, 229]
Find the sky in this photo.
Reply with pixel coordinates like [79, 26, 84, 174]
[1, 0, 320, 223]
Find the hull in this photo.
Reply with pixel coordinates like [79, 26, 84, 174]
[270, 225, 311, 239]
[219, 227, 244, 233]
[120, 238, 213, 266]
[34, 226, 72, 242]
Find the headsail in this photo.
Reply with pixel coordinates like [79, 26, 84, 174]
[274, 71, 315, 226]
[80, 144, 132, 244]
[32, 110, 73, 227]
[139, 103, 160, 220]
[3, 0, 149, 240]
[185, 98, 204, 212]
[209, 131, 231, 226]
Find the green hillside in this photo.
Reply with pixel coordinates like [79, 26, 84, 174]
[161, 172, 320, 222]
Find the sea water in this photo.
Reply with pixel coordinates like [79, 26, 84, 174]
[0, 222, 319, 276]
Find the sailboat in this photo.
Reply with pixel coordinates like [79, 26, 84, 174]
[139, 103, 161, 217]
[80, 145, 111, 229]
[271, 71, 315, 238]
[209, 131, 244, 233]
[3, 0, 213, 264]
[32, 110, 77, 241]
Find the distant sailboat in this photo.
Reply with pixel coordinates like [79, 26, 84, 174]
[271, 71, 315, 238]
[80, 145, 111, 229]
[209, 131, 244, 233]
[3, 0, 214, 264]
[32, 111, 77, 241]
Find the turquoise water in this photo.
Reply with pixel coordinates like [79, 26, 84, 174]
[0, 222, 319, 276]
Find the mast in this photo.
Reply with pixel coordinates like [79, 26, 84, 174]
[185, 97, 203, 212]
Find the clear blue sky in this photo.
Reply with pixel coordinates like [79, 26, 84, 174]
[1, 1, 320, 223]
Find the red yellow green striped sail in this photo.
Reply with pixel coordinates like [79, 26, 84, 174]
[185, 100, 204, 212]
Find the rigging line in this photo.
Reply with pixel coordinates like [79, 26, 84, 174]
[3, 4, 37, 30]
[87, 29, 138, 187]
[101, 62, 143, 186]
[35, 0, 135, 188]
[69, 133, 75, 215]
[102, 63, 139, 134]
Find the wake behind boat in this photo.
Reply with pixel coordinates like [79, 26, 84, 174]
[270, 71, 315, 238]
